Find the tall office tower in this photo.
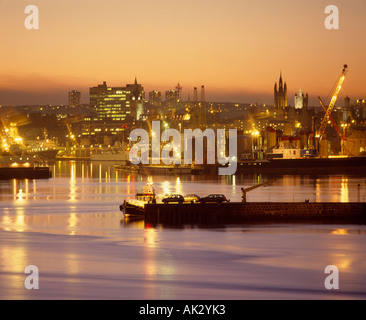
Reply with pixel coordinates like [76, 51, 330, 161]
[69, 90, 81, 107]
[294, 89, 309, 110]
[165, 89, 180, 109]
[355, 98, 366, 119]
[274, 72, 287, 109]
[90, 79, 144, 122]
[90, 82, 130, 122]
[149, 91, 162, 107]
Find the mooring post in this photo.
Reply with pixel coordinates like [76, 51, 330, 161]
[241, 188, 247, 203]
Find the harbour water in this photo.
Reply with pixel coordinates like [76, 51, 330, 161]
[0, 161, 366, 300]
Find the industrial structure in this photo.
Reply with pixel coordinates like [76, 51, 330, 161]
[316, 64, 349, 157]
[3, 64, 366, 165]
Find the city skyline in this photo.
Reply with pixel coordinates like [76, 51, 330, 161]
[0, 0, 366, 105]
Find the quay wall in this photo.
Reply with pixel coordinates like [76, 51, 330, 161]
[144, 202, 366, 224]
[0, 167, 51, 180]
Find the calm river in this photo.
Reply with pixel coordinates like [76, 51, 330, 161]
[0, 161, 365, 300]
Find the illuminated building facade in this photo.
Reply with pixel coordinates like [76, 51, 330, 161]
[165, 89, 180, 109]
[89, 79, 144, 122]
[294, 89, 309, 110]
[149, 91, 162, 107]
[355, 98, 366, 119]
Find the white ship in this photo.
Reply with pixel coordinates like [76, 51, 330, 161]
[23, 140, 60, 162]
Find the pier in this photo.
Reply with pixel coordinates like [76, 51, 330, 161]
[141, 202, 366, 225]
[0, 167, 52, 180]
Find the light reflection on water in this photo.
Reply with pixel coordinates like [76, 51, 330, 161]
[0, 161, 366, 299]
[0, 161, 366, 236]
[51, 161, 366, 204]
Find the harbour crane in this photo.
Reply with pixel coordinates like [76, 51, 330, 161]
[317, 65, 355, 156]
[318, 97, 344, 141]
[241, 180, 275, 203]
[64, 114, 84, 144]
[317, 64, 348, 140]
[318, 96, 355, 156]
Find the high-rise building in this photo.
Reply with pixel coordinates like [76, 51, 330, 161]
[274, 72, 287, 109]
[90, 82, 130, 122]
[89, 79, 144, 122]
[165, 89, 180, 109]
[355, 98, 366, 119]
[69, 90, 81, 107]
[149, 91, 162, 107]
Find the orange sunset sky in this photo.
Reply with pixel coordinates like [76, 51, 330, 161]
[0, 0, 365, 106]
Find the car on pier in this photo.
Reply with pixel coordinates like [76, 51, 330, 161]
[199, 194, 230, 204]
[184, 194, 201, 204]
[162, 194, 185, 204]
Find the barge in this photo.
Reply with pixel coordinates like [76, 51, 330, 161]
[120, 181, 366, 225]
[0, 167, 52, 180]
[0, 151, 52, 180]
[121, 201, 366, 225]
[236, 156, 366, 175]
[120, 182, 157, 217]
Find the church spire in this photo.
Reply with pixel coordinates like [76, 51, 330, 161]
[279, 71, 283, 89]
[274, 70, 287, 109]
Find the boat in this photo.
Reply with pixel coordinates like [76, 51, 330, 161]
[236, 156, 366, 175]
[114, 163, 141, 173]
[0, 151, 52, 180]
[23, 140, 60, 162]
[0, 152, 35, 167]
[32, 149, 60, 162]
[139, 165, 193, 176]
[120, 182, 157, 217]
[0, 166, 52, 180]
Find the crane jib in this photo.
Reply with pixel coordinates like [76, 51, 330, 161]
[318, 65, 348, 136]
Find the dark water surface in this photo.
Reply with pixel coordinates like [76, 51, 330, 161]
[0, 161, 365, 299]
